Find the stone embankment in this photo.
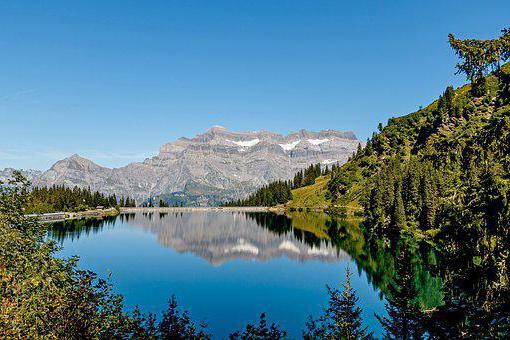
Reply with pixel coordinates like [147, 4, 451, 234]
[120, 206, 273, 213]
[27, 208, 119, 222]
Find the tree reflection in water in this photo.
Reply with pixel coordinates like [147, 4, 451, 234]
[48, 211, 510, 337]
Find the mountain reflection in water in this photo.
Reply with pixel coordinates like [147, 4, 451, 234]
[48, 211, 389, 338]
[47, 210, 509, 338]
[50, 211, 347, 265]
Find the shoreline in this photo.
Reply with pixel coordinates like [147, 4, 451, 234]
[119, 206, 275, 213]
[29, 205, 336, 223]
[27, 207, 119, 222]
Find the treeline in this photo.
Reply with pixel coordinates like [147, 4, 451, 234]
[119, 196, 137, 207]
[140, 198, 184, 207]
[364, 158, 439, 235]
[291, 163, 331, 189]
[24, 185, 138, 214]
[222, 180, 292, 207]
[222, 163, 331, 207]
[25, 185, 118, 214]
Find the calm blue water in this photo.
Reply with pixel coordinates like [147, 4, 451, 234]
[50, 211, 386, 338]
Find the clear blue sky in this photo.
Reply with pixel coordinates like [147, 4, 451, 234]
[1, 0, 509, 170]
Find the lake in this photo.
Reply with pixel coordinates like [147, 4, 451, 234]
[49, 211, 387, 338]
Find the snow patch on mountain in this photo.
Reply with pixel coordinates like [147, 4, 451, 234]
[307, 138, 329, 145]
[227, 138, 260, 147]
[322, 159, 337, 165]
[279, 140, 301, 151]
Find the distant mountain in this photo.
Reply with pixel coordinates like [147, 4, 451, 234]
[0, 168, 42, 184]
[32, 127, 361, 205]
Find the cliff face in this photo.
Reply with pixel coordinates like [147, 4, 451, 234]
[33, 126, 361, 205]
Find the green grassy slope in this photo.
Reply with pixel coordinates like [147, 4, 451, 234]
[286, 175, 331, 210]
[294, 63, 510, 215]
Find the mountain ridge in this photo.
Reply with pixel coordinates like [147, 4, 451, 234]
[21, 127, 361, 206]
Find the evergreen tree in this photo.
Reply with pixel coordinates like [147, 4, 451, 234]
[449, 29, 510, 84]
[419, 174, 436, 230]
[25, 185, 119, 214]
[304, 268, 372, 339]
[391, 181, 406, 232]
[230, 313, 286, 340]
[158, 295, 210, 339]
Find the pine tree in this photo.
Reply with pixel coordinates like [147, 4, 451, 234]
[230, 313, 286, 340]
[158, 295, 209, 339]
[419, 173, 436, 230]
[356, 142, 363, 155]
[402, 168, 420, 226]
[391, 181, 406, 232]
[367, 186, 385, 234]
[304, 268, 372, 339]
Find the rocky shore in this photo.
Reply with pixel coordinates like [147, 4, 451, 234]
[28, 207, 119, 222]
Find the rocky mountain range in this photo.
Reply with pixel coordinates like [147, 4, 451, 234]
[0, 168, 42, 184]
[6, 126, 361, 205]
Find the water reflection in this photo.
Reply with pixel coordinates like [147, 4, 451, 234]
[47, 210, 509, 338]
[48, 212, 442, 307]
[57, 211, 348, 265]
[48, 212, 443, 310]
[49, 216, 118, 242]
[49, 211, 390, 337]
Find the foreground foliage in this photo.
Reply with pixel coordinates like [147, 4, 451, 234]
[0, 173, 207, 339]
[304, 268, 371, 339]
[229, 313, 287, 340]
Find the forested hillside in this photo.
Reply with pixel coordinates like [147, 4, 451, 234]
[326, 30, 510, 237]
[222, 163, 331, 207]
[313, 29, 510, 334]
[24, 185, 136, 214]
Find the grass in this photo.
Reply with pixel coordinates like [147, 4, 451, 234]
[285, 175, 364, 217]
[286, 175, 331, 210]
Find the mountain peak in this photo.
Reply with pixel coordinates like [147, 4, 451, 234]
[68, 153, 84, 160]
[48, 154, 104, 173]
[207, 125, 228, 133]
[35, 126, 361, 205]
